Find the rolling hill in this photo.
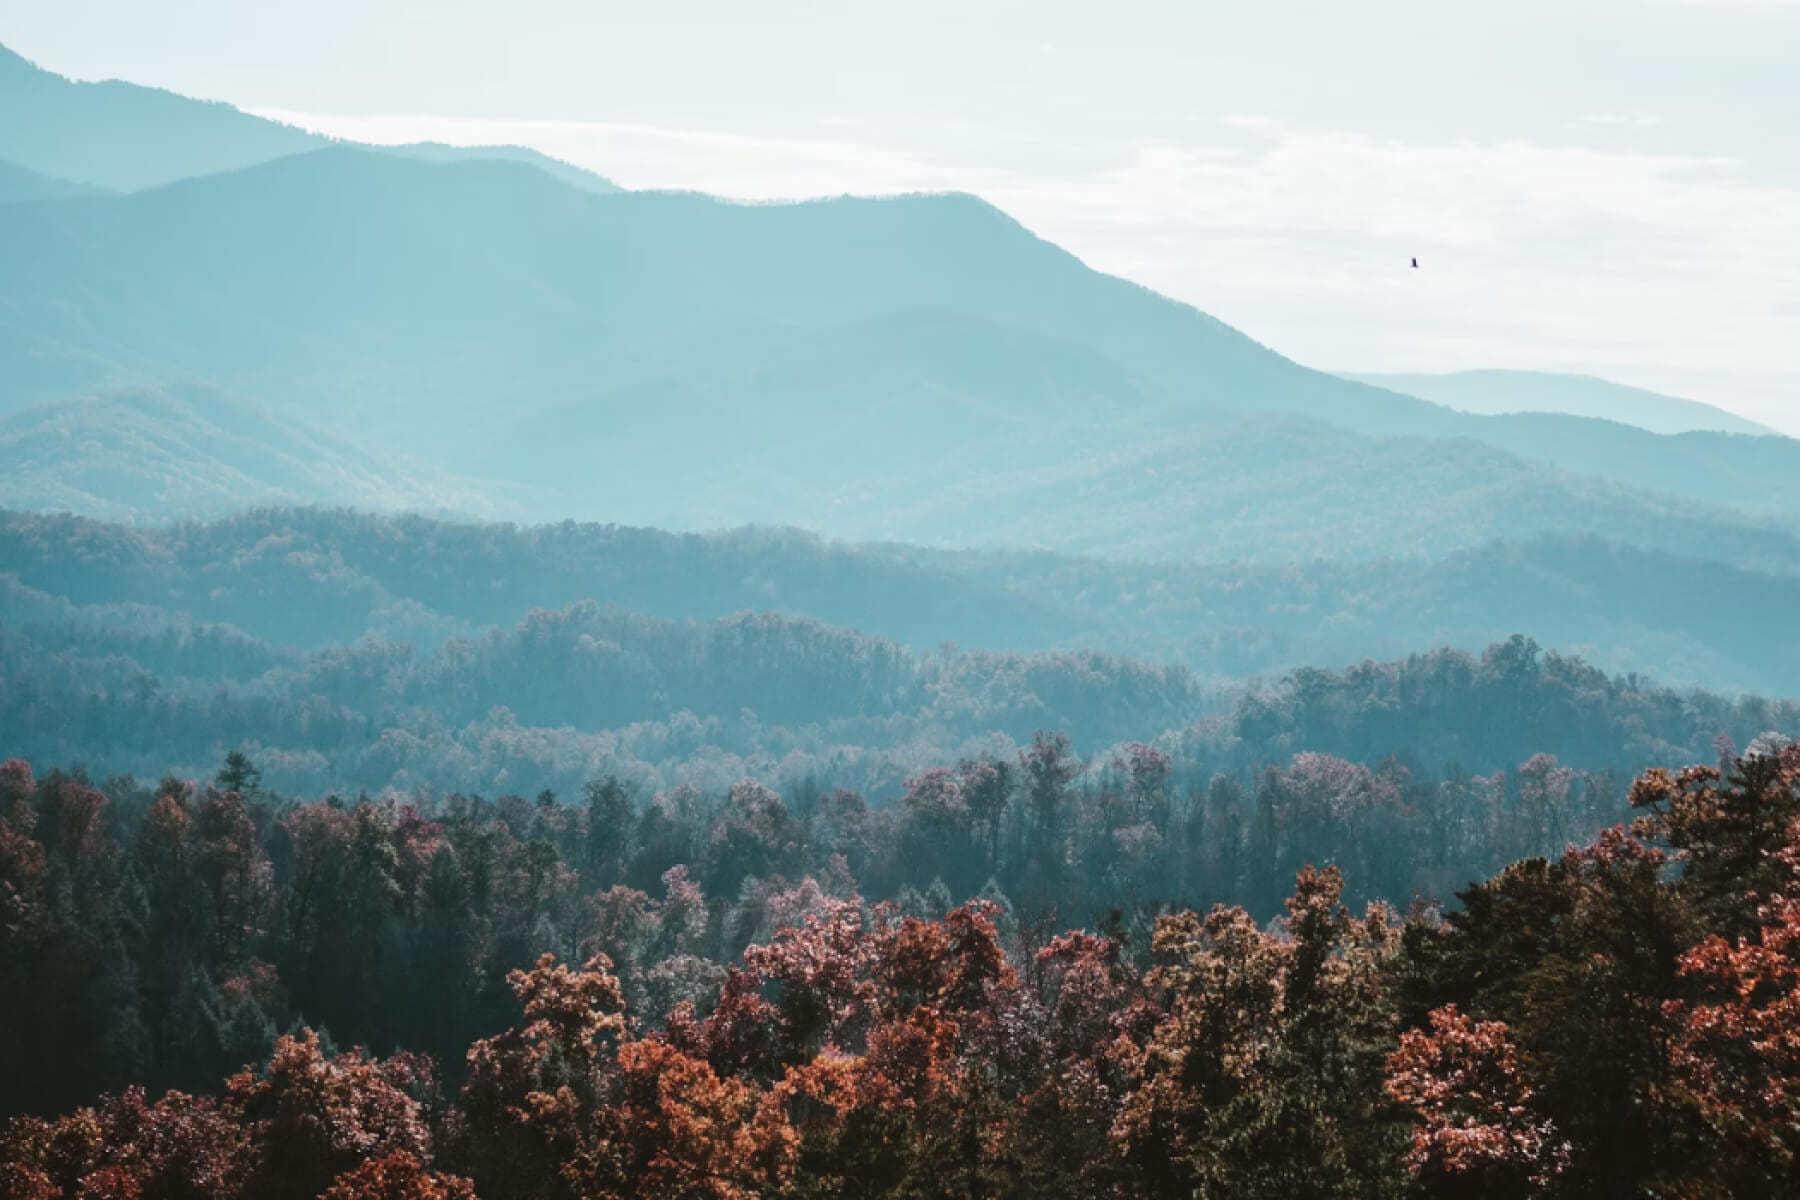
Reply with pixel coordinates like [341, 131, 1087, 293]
[1347, 369, 1774, 437]
[0, 385, 507, 522]
[4, 508, 1799, 697]
[0, 157, 106, 203]
[832, 416, 1800, 566]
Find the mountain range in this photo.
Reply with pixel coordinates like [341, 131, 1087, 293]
[2, 143, 1795, 559]
[1348, 369, 1775, 437]
[0, 39, 1795, 695]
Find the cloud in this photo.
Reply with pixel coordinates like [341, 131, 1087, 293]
[1579, 111, 1661, 127]
[255, 108, 1007, 202]
[1020, 130, 1800, 427]
[257, 106, 1800, 435]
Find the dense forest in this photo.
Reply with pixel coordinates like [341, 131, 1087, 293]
[6, 508, 1800, 806]
[8, 569, 1798, 801]
[2, 738, 1796, 1197]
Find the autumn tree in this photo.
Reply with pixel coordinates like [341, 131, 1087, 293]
[457, 953, 627, 1199]
[1386, 1006, 1567, 1198]
[321, 1153, 476, 1200]
[223, 1030, 437, 1200]
[1661, 815, 1800, 1197]
[1116, 866, 1406, 1198]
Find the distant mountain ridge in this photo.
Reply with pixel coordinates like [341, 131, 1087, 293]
[0, 41, 617, 194]
[4, 507, 1799, 697]
[1346, 369, 1775, 437]
[2, 144, 1798, 568]
[380, 141, 622, 193]
[4, 42, 1798, 588]
[0, 41, 324, 190]
[0, 157, 107, 203]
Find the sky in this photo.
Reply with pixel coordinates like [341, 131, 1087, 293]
[6, 0, 1799, 432]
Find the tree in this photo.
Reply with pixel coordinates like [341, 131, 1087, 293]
[0, 760, 45, 957]
[1019, 732, 1078, 904]
[1630, 741, 1800, 938]
[582, 777, 633, 888]
[322, 1153, 476, 1200]
[217, 752, 264, 801]
[458, 953, 627, 1200]
[1662, 816, 1800, 1197]
[223, 1030, 436, 1200]
[1115, 866, 1406, 1198]
[1386, 1006, 1568, 1197]
[567, 1038, 794, 1200]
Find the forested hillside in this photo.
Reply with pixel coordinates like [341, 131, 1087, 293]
[0, 388, 499, 522]
[6, 519, 1796, 798]
[3, 739, 1796, 1197]
[6, 508, 1800, 699]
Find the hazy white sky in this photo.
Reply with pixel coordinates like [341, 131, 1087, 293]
[7, 0, 1799, 431]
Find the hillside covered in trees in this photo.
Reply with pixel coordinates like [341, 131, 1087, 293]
[7, 515, 1799, 799]
[0, 390, 494, 523]
[5, 508, 1800, 721]
[2, 737, 1797, 1198]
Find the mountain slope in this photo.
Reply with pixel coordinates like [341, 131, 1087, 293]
[1311, 401, 1800, 522]
[0, 42, 621, 196]
[0, 146, 1432, 431]
[1347, 369, 1775, 437]
[877, 533, 1800, 699]
[3, 145, 1798, 563]
[0, 385, 507, 521]
[844, 416, 1800, 567]
[0, 157, 106, 203]
[380, 141, 622, 193]
[0, 43, 325, 190]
